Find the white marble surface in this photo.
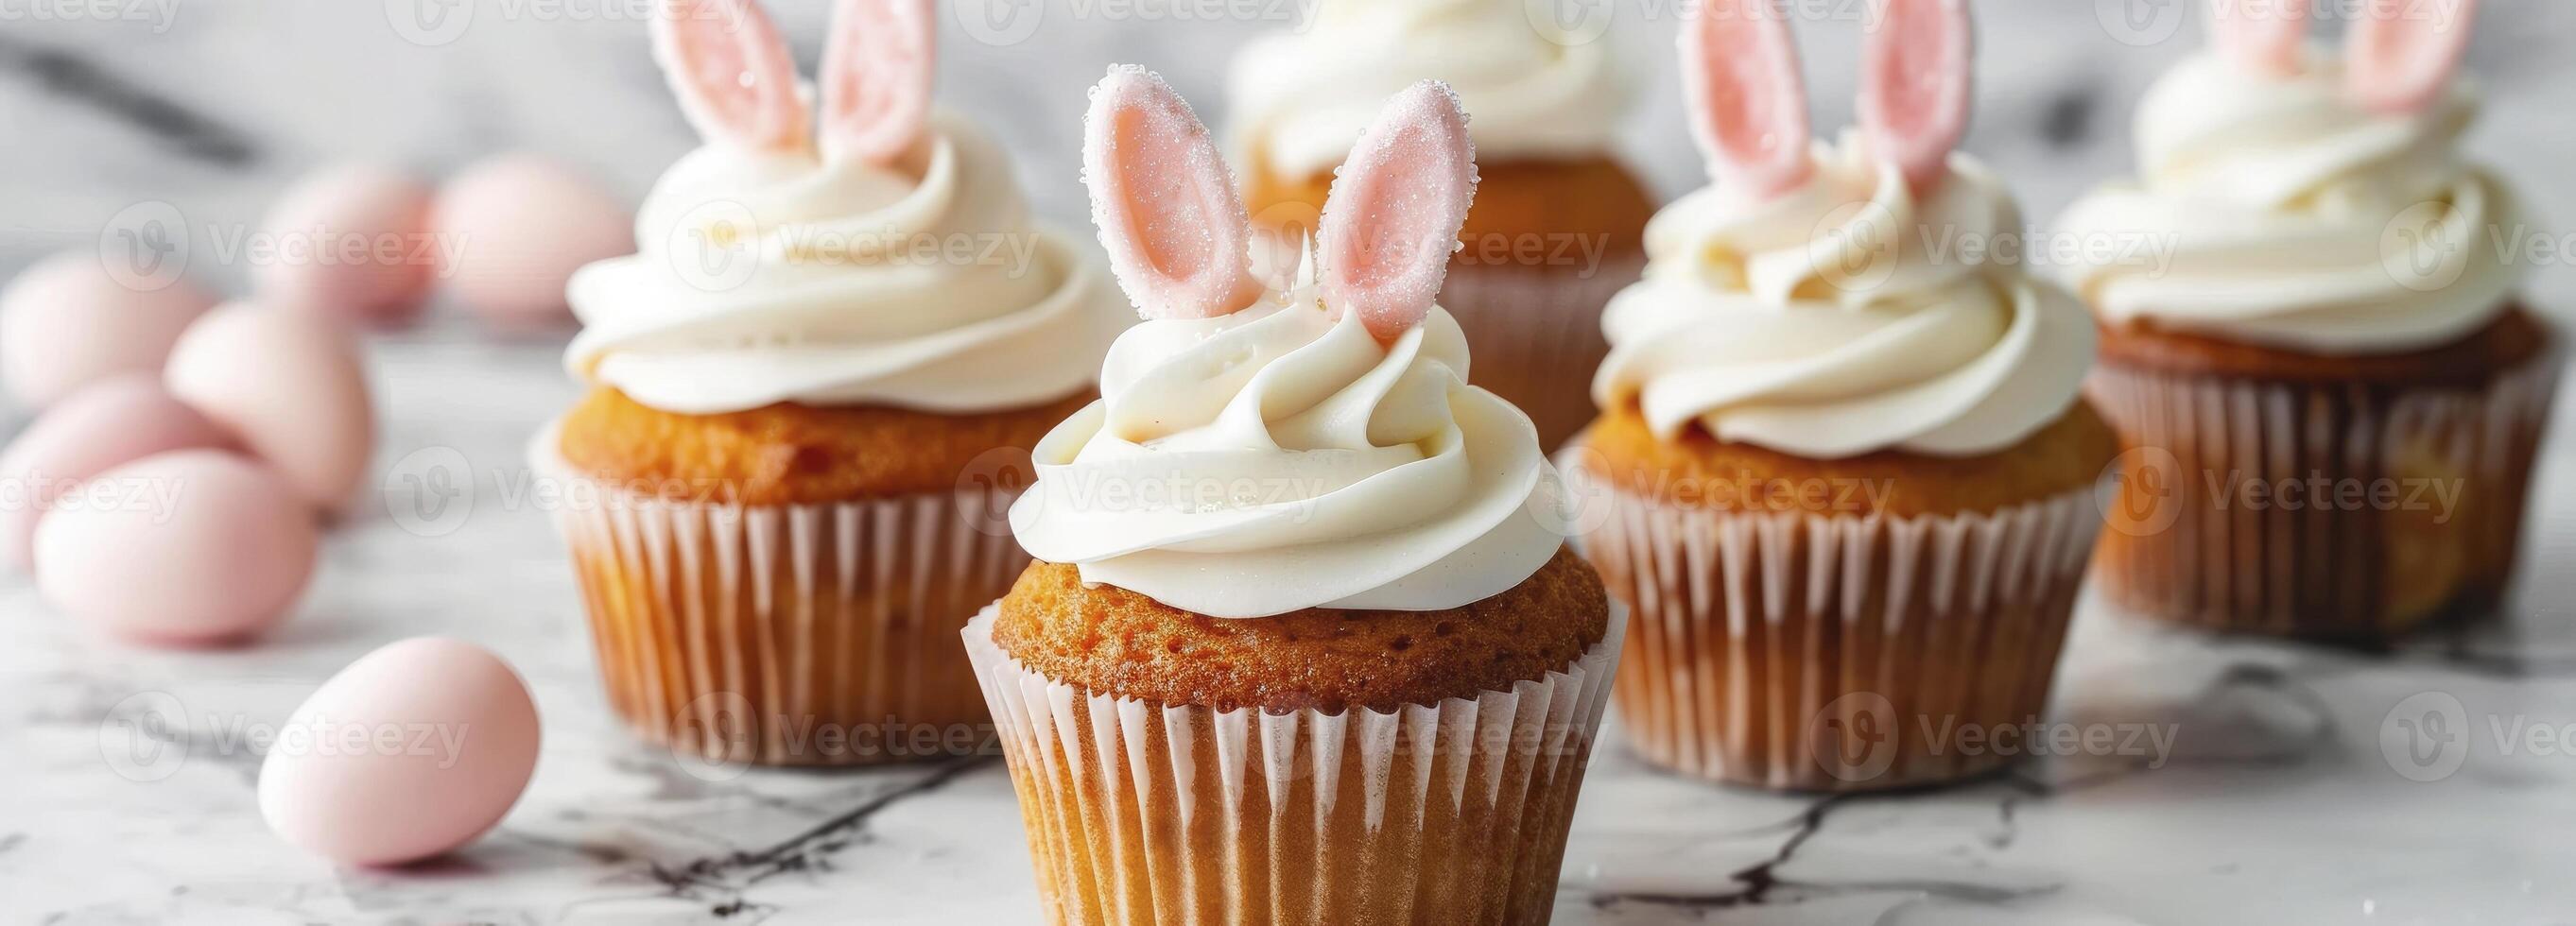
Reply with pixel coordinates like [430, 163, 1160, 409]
[8, 1, 2576, 923]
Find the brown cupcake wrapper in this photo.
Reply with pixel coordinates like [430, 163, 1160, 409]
[1439, 256, 1643, 452]
[534, 428, 1023, 766]
[2086, 352, 2560, 641]
[962, 604, 1624, 925]
[1563, 461, 2101, 792]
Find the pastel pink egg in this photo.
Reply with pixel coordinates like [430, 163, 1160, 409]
[164, 302, 375, 512]
[252, 164, 437, 328]
[0, 250, 215, 408]
[258, 637, 541, 866]
[433, 154, 633, 331]
[33, 450, 318, 645]
[0, 375, 235, 573]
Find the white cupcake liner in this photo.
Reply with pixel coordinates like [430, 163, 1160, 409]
[1563, 461, 2101, 792]
[1440, 256, 1644, 451]
[2087, 352, 2560, 640]
[962, 603, 1624, 924]
[534, 432, 1026, 766]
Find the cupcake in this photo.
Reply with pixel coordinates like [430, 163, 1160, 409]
[1228, 0, 1657, 448]
[2055, 1, 2557, 641]
[1565, 0, 2115, 792]
[537, 0, 1129, 765]
[965, 70, 1619, 922]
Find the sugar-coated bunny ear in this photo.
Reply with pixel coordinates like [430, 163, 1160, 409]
[1083, 66, 1262, 321]
[2208, 0, 2309, 77]
[1318, 80, 1478, 343]
[2345, 0, 2479, 114]
[650, 0, 809, 150]
[1680, 0, 1814, 198]
[1859, 0, 1974, 196]
[820, 0, 935, 164]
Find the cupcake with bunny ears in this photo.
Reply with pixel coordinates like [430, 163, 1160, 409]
[538, 0, 1131, 765]
[1229, 0, 1657, 450]
[1565, 0, 2117, 792]
[2057, 0, 2557, 641]
[964, 69, 1619, 923]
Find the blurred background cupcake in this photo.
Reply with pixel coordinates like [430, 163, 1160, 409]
[970, 71, 1617, 921]
[1228, 0, 1656, 448]
[1566, 0, 2114, 792]
[539, 0, 1129, 765]
[2056, 0, 2558, 642]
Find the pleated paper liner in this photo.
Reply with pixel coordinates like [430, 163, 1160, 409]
[1562, 460, 2102, 792]
[1440, 255, 1644, 452]
[2087, 352, 2559, 642]
[963, 603, 1625, 925]
[533, 426, 1024, 766]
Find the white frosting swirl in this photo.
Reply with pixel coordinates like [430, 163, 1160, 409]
[1593, 137, 2094, 459]
[1011, 286, 1565, 619]
[566, 112, 1130, 414]
[2054, 49, 2529, 355]
[1227, 0, 1628, 180]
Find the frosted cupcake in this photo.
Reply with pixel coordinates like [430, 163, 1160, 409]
[1566, 0, 2114, 791]
[539, 0, 1129, 765]
[2055, 0, 2557, 640]
[965, 70, 1619, 922]
[1229, 0, 1656, 448]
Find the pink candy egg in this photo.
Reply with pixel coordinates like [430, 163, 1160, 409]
[258, 637, 541, 866]
[164, 302, 375, 512]
[433, 154, 632, 331]
[33, 450, 317, 645]
[252, 164, 437, 328]
[0, 250, 214, 408]
[0, 376, 235, 572]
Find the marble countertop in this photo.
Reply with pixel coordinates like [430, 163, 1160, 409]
[8, 1, 2576, 923]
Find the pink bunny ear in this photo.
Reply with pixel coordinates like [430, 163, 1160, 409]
[1318, 80, 1478, 343]
[1680, 0, 1814, 198]
[1859, 0, 1974, 196]
[2208, 0, 2309, 77]
[1082, 66, 1262, 321]
[820, 0, 935, 164]
[2345, 0, 2479, 114]
[650, 0, 808, 150]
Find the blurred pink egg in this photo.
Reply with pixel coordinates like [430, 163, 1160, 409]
[433, 154, 632, 331]
[164, 302, 375, 512]
[33, 450, 317, 645]
[253, 164, 437, 328]
[0, 375, 235, 573]
[258, 637, 542, 866]
[0, 250, 215, 408]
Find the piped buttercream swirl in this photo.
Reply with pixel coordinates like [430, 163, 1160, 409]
[1592, 136, 2094, 458]
[2053, 48, 2529, 355]
[1227, 0, 1628, 180]
[566, 112, 1129, 414]
[1011, 283, 1565, 619]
